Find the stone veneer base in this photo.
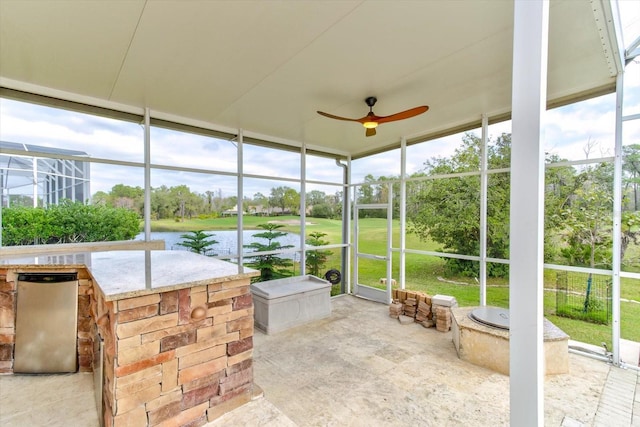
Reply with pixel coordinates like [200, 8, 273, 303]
[451, 306, 569, 375]
[96, 276, 256, 427]
[0, 256, 258, 427]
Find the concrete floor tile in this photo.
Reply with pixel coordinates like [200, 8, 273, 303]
[1, 295, 638, 427]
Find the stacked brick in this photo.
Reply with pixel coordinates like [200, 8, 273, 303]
[403, 298, 417, 318]
[415, 300, 434, 328]
[93, 276, 256, 427]
[435, 306, 452, 332]
[390, 289, 434, 328]
[390, 290, 458, 332]
[388, 302, 403, 319]
[432, 295, 458, 332]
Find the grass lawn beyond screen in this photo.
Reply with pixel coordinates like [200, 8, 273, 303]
[150, 215, 640, 347]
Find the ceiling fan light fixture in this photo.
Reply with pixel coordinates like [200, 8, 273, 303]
[317, 97, 428, 137]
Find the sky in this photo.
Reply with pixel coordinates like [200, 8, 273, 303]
[1, 2, 639, 201]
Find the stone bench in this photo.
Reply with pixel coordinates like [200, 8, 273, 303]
[250, 275, 332, 334]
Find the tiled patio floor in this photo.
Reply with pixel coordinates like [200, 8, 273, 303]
[1, 294, 638, 426]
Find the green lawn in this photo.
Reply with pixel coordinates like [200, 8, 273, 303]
[150, 215, 345, 243]
[149, 215, 640, 346]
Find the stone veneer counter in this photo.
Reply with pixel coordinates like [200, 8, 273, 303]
[0, 250, 261, 427]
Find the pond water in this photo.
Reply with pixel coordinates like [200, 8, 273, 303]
[135, 230, 302, 257]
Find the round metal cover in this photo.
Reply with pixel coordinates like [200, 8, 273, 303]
[469, 306, 510, 330]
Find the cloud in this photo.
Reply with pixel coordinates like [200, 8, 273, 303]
[149, 127, 238, 172]
[1, 100, 144, 162]
[2, 87, 640, 200]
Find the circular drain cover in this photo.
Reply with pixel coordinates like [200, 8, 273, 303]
[469, 306, 510, 330]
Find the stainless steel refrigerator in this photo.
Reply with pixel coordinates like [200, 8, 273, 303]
[14, 272, 79, 373]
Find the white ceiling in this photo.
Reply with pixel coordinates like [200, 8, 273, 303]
[0, 0, 621, 159]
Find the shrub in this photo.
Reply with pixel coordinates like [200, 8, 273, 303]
[2, 201, 140, 245]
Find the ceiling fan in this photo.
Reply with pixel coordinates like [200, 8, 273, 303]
[317, 97, 429, 137]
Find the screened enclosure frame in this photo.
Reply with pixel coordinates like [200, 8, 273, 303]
[1, 60, 637, 371]
[0, 141, 91, 208]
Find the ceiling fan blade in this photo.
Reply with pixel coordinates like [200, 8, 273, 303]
[376, 106, 429, 124]
[317, 111, 364, 122]
[365, 127, 376, 137]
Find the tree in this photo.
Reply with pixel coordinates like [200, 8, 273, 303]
[407, 133, 501, 276]
[244, 223, 294, 281]
[356, 174, 393, 218]
[405, 132, 600, 277]
[305, 231, 332, 276]
[105, 184, 144, 213]
[169, 185, 201, 221]
[623, 144, 640, 211]
[204, 190, 215, 213]
[332, 190, 343, 218]
[110, 184, 143, 199]
[555, 161, 613, 314]
[253, 192, 268, 206]
[310, 203, 333, 218]
[544, 156, 579, 260]
[306, 190, 326, 206]
[357, 174, 375, 204]
[283, 188, 300, 214]
[150, 185, 172, 219]
[621, 211, 640, 267]
[176, 230, 218, 255]
[557, 163, 613, 269]
[171, 185, 190, 221]
[269, 186, 287, 213]
[92, 191, 109, 206]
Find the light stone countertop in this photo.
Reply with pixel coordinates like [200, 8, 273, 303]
[1, 250, 259, 301]
[89, 251, 259, 300]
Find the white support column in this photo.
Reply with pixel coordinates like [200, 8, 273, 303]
[386, 177, 393, 303]
[237, 130, 244, 273]
[144, 108, 151, 241]
[509, 1, 549, 426]
[300, 145, 307, 276]
[336, 157, 350, 294]
[480, 114, 488, 306]
[143, 112, 152, 287]
[399, 137, 407, 290]
[346, 156, 352, 294]
[612, 72, 623, 366]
